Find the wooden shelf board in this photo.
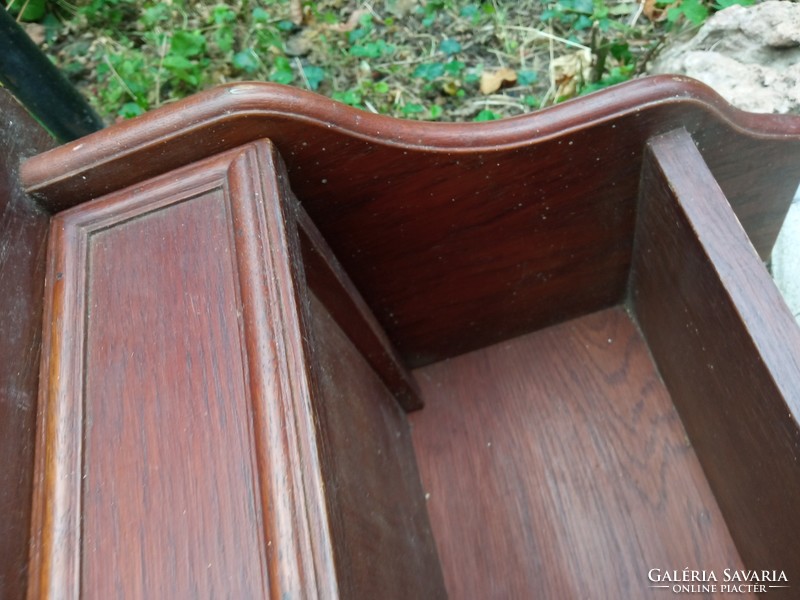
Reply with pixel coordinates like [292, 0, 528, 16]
[410, 307, 747, 599]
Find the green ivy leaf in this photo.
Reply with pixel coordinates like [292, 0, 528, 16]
[518, 70, 538, 85]
[402, 103, 425, 116]
[214, 26, 234, 52]
[474, 109, 499, 122]
[269, 56, 294, 85]
[440, 38, 461, 55]
[252, 7, 270, 22]
[232, 49, 260, 74]
[668, 0, 709, 24]
[119, 102, 145, 118]
[332, 89, 363, 107]
[9, 0, 45, 21]
[302, 65, 325, 90]
[444, 60, 466, 76]
[714, 0, 754, 7]
[212, 5, 236, 24]
[413, 62, 445, 81]
[171, 30, 206, 57]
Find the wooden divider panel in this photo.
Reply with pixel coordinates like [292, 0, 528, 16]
[28, 142, 337, 599]
[630, 128, 800, 589]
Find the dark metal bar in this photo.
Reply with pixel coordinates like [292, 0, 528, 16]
[0, 7, 104, 142]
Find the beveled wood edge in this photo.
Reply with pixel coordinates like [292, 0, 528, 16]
[21, 76, 800, 202]
[27, 142, 341, 599]
[296, 209, 423, 411]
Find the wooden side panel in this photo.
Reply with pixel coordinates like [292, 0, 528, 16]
[28, 142, 336, 599]
[0, 91, 55, 600]
[298, 211, 422, 411]
[630, 129, 800, 587]
[305, 294, 446, 599]
[411, 308, 746, 599]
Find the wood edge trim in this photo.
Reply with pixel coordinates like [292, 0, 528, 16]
[296, 209, 423, 412]
[27, 213, 89, 600]
[21, 76, 800, 201]
[223, 141, 340, 598]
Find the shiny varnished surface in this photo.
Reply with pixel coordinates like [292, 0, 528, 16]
[82, 190, 267, 598]
[410, 308, 748, 599]
[0, 91, 55, 600]
[21, 77, 800, 366]
[631, 129, 800, 590]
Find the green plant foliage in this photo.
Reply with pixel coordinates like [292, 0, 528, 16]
[269, 56, 295, 85]
[40, 0, 743, 124]
[414, 62, 446, 81]
[473, 109, 500, 121]
[667, 0, 709, 24]
[7, 0, 46, 21]
[440, 38, 462, 55]
[233, 49, 260, 74]
[302, 65, 326, 91]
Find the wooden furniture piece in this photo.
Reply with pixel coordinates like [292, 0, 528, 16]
[2, 75, 799, 598]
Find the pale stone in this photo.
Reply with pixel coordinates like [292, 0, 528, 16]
[650, 0, 800, 320]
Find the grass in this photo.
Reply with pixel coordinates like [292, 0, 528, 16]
[14, 0, 756, 123]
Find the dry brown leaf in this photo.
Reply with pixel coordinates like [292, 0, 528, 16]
[552, 49, 592, 99]
[23, 23, 45, 45]
[480, 68, 518, 95]
[289, 0, 304, 25]
[643, 0, 666, 21]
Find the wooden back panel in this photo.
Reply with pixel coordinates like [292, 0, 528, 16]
[21, 77, 800, 366]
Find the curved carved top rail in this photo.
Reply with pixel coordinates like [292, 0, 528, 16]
[22, 75, 800, 365]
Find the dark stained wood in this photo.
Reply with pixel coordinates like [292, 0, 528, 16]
[28, 141, 339, 599]
[0, 90, 55, 600]
[305, 294, 445, 599]
[410, 307, 748, 599]
[297, 209, 422, 411]
[20, 77, 800, 366]
[630, 128, 800, 589]
[16, 81, 800, 599]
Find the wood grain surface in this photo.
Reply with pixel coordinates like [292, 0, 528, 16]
[0, 90, 55, 600]
[630, 128, 800, 592]
[410, 307, 747, 599]
[21, 77, 800, 366]
[28, 141, 338, 599]
[298, 209, 422, 411]
[306, 294, 445, 599]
